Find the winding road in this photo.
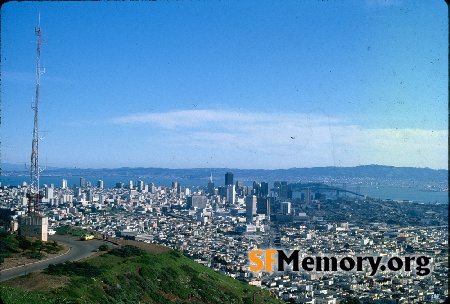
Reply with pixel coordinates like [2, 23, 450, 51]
[0, 235, 105, 282]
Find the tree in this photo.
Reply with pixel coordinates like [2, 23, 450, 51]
[32, 240, 44, 252]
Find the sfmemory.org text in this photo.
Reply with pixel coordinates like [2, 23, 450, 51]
[249, 249, 432, 276]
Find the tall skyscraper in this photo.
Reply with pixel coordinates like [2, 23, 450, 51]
[253, 181, 261, 196]
[274, 181, 281, 197]
[218, 186, 227, 198]
[86, 189, 93, 202]
[80, 177, 85, 188]
[137, 180, 144, 192]
[305, 188, 312, 205]
[281, 201, 291, 215]
[280, 181, 288, 199]
[128, 180, 133, 190]
[61, 179, 67, 189]
[44, 186, 53, 200]
[226, 184, 235, 204]
[172, 182, 178, 190]
[74, 187, 82, 199]
[257, 197, 270, 218]
[148, 182, 155, 194]
[97, 180, 104, 189]
[207, 174, 215, 194]
[245, 195, 257, 221]
[225, 172, 234, 186]
[260, 182, 269, 197]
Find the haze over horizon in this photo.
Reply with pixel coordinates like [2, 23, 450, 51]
[2, 162, 447, 173]
[2, 1, 448, 170]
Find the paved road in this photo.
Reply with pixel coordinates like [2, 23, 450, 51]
[0, 235, 105, 282]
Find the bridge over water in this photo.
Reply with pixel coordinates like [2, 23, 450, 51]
[289, 183, 365, 198]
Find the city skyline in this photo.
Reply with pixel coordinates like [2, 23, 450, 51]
[2, 1, 448, 170]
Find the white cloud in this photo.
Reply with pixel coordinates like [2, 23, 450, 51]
[111, 109, 448, 169]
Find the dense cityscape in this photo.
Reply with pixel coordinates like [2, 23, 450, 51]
[0, 171, 447, 303]
[2, 1, 447, 303]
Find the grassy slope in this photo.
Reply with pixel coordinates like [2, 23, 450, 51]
[0, 232, 65, 263]
[54, 225, 88, 237]
[0, 247, 282, 304]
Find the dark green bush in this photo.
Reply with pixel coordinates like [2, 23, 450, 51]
[98, 244, 109, 251]
[16, 235, 32, 251]
[0, 240, 15, 255]
[45, 261, 101, 277]
[24, 250, 44, 260]
[43, 242, 64, 254]
[109, 245, 144, 258]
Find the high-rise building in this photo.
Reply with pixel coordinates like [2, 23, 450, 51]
[245, 195, 257, 221]
[128, 180, 134, 190]
[225, 172, 234, 186]
[281, 201, 291, 215]
[86, 189, 93, 202]
[62, 179, 67, 189]
[74, 187, 82, 199]
[137, 180, 144, 192]
[97, 180, 104, 189]
[207, 174, 215, 194]
[260, 182, 269, 197]
[186, 195, 207, 209]
[280, 182, 288, 199]
[80, 177, 85, 188]
[274, 181, 281, 197]
[172, 182, 178, 190]
[116, 182, 124, 189]
[218, 186, 227, 198]
[257, 197, 270, 218]
[44, 186, 53, 200]
[148, 183, 155, 194]
[226, 184, 235, 204]
[305, 188, 312, 204]
[253, 181, 261, 196]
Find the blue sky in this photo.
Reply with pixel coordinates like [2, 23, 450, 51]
[1, 0, 448, 169]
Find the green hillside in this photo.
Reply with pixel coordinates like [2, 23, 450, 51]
[0, 244, 282, 304]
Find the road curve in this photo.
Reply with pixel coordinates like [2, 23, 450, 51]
[0, 235, 105, 282]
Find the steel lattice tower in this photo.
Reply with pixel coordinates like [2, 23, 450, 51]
[27, 19, 45, 214]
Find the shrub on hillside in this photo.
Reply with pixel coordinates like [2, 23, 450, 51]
[15, 235, 33, 251]
[24, 250, 44, 260]
[98, 244, 109, 251]
[109, 245, 144, 258]
[0, 240, 16, 256]
[45, 261, 101, 277]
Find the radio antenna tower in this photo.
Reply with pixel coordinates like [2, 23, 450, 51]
[27, 14, 45, 215]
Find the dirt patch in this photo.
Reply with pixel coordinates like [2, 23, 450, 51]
[0, 243, 70, 271]
[105, 237, 170, 254]
[2, 272, 71, 292]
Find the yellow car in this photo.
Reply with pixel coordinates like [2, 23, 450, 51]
[80, 234, 94, 241]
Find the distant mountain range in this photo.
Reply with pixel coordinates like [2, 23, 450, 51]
[2, 163, 447, 183]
